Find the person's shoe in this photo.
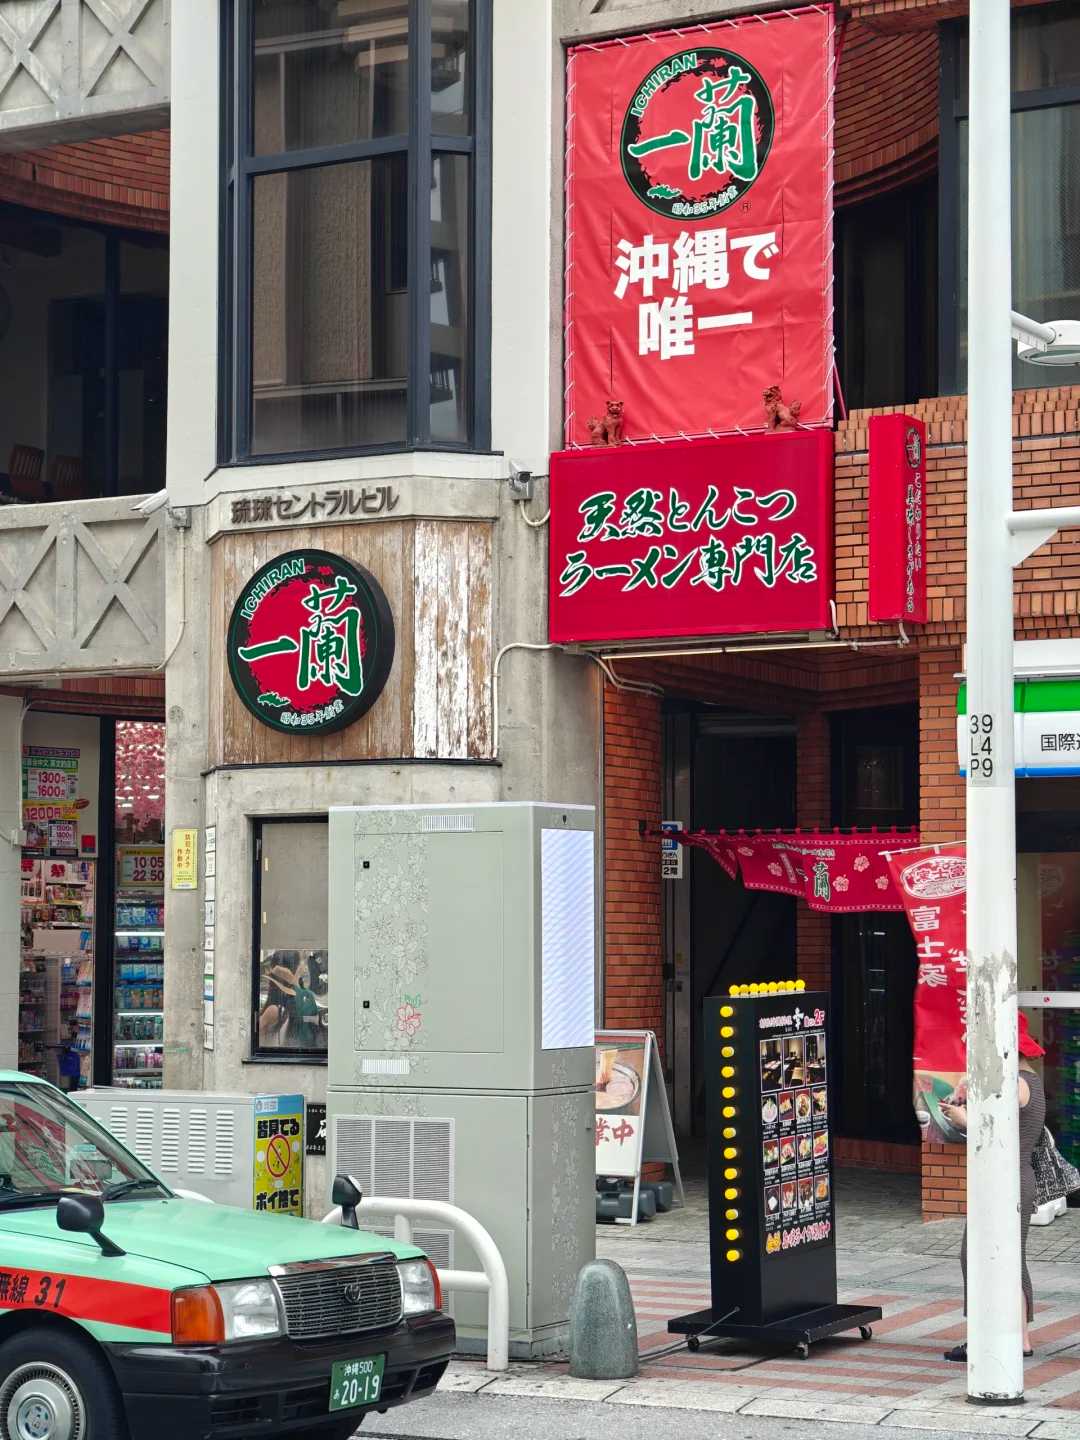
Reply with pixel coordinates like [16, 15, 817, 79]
[943, 1343, 1034, 1361]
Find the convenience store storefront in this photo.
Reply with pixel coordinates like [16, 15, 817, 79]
[18, 709, 166, 1092]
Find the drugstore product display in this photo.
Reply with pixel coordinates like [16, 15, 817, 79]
[18, 859, 94, 1088]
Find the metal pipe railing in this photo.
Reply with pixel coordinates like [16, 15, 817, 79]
[323, 1191, 510, 1372]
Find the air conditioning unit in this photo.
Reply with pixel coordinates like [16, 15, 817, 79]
[74, 1088, 293, 1210]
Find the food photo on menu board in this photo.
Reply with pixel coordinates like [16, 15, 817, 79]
[780, 1137, 796, 1168]
[813, 1087, 828, 1117]
[814, 1130, 830, 1161]
[795, 1089, 812, 1124]
[797, 1134, 813, 1164]
[761, 1094, 779, 1127]
[763, 1139, 780, 1171]
[779, 1091, 794, 1124]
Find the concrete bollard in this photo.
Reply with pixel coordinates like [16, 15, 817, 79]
[568, 1258, 639, 1379]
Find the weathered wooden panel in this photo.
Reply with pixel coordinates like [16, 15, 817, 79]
[0, 498, 164, 677]
[209, 519, 494, 768]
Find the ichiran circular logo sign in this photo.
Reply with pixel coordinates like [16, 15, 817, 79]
[227, 549, 394, 735]
[621, 47, 775, 221]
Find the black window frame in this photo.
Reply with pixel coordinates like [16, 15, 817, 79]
[219, 0, 492, 466]
[939, 11, 1080, 394]
[249, 814, 330, 1065]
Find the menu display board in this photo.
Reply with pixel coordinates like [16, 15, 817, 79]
[670, 988, 880, 1353]
[759, 1017, 832, 1256]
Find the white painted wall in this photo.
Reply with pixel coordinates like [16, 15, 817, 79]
[165, 0, 220, 507]
[490, 0, 556, 469]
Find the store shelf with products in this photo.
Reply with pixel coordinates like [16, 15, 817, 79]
[113, 887, 165, 1089]
[18, 859, 94, 1090]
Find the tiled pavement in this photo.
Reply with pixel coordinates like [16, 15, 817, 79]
[442, 1168, 1080, 1435]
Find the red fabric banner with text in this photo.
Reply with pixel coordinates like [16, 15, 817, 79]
[884, 842, 968, 1144]
[549, 431, 834, 644]
[676, 829, 916, 913]
[565, 7, 836, 443]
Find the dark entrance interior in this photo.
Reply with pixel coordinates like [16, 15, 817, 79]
[666, 710, 797, 1137]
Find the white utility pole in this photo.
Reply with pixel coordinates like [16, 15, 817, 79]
[965, 0, 1024, 1405]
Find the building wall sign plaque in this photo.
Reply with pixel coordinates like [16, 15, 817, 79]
[227, 549, 395, 736]
[868, 414, 927, 624]
[229, 487, 399, 527]
[549, 430, 834, 644]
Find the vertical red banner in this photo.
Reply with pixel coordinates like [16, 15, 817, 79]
[885, 843, 967, 1143]
[564, 7, 836, 444]
[868, 414, 928, 624]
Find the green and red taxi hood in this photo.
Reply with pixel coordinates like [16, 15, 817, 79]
[0, 1196, 423, 1285]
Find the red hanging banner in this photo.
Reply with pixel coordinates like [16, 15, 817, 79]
[548, 430, 834, 644]
[564, 7, 836, 444]
[884, 842, 967, 1143]
[675, 829, 915, 913]
[868, 415, 927, 624]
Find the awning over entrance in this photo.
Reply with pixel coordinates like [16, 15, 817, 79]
[957, 679, 1080, 776]
[671, 829, 918, 914]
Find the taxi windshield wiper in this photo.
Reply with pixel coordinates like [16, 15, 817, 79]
[0, 1190, 61, 1209]
[103, 1177, 167, 1201]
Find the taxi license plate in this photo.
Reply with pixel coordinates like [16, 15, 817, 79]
[329, 1356, 385, 1411]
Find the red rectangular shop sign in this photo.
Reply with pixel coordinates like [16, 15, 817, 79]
[868, 414, 927, 624]
[549, 430, 834, 644]
[564, 7, 836, 445]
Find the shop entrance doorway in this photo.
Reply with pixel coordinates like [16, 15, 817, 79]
[665, 711, 797, 1137]
[1018, 779, 1080, 1178]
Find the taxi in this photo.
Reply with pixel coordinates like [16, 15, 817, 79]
[0, 1072, 454, 1440]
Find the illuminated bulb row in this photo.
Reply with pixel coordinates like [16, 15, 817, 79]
[728, 980, 805, 996]
[719, 1003, 740, 1260]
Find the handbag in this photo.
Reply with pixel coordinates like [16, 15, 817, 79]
[1032, 1127, 1080, 1208]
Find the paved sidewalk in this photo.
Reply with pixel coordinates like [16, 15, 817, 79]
[441, 1168, 1080, 1436]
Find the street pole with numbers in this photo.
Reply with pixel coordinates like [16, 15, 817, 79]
[964, 0, 1024, 1406]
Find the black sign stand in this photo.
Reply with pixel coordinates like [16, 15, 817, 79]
[669, 990, 881, 1358]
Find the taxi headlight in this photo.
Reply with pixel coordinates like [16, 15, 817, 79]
[216, 1279, 282, 1340]
[397, 1258, 441, 1316]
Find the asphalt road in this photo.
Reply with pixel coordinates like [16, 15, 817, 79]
[361, 1393, 1003, 1440]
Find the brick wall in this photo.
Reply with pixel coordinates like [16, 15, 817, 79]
[0, 131, 169, 233]
[602, 683, 664, 1046]
[835, 23, 938, 205]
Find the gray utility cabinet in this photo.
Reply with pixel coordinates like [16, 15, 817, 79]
[327, 803, 597, 1358]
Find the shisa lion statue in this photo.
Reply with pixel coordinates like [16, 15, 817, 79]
[586, 398, 626, 445]
[763, 385, 802, 430]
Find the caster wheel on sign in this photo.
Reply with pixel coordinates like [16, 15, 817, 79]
[796, 1342, 810, 1360]
[0, 1327, 127, 1440]
[860, 1326, 873, 1341]
[687, 1336, 701, 1352]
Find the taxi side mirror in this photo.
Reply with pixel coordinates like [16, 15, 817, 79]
[57, 1193, 125, 1257]
[332, 1174, 363, 1230]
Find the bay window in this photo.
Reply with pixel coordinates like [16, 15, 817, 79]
[221, 0, 490, 461]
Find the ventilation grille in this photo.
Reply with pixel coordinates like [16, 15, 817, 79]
[106, 1107, 128, 1146]
[361, 1057, 410, 1076]
[214, 1110, 237, 1176]
[360, 1222, 453, 1272]
[334, 1115, 454, 1205]
[186, 1109, 208, 1175]
[133, 1108, 155, 1164]
[420, 813, 475, 832]
[160, 1108, 182, 1173]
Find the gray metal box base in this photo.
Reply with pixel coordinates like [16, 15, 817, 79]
[328, 1086, 595, 1352]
